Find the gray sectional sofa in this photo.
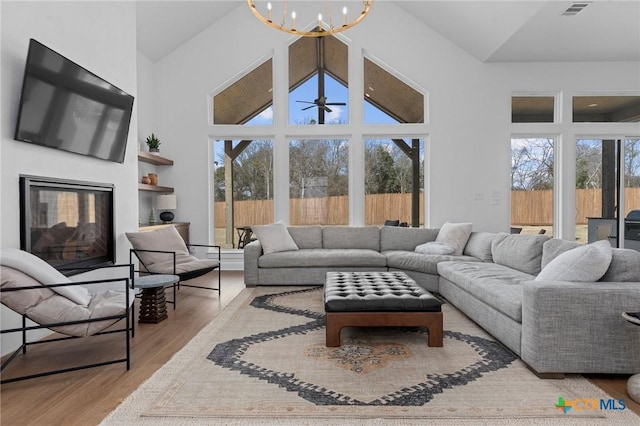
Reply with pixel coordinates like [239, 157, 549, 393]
[243, 225, 640, 376]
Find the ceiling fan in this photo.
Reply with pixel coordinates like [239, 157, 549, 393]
[296, 96, 346, 113]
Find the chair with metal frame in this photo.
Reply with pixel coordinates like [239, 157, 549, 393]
[0, 248, 134, 384]
[126, 225, 221, 309]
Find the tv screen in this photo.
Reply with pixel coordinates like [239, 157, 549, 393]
[14, 39, 134, 163]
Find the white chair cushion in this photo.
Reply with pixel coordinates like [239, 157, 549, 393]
[1, 266, 56, 314]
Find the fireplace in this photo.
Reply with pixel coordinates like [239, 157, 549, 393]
[20, 175, 115, 274]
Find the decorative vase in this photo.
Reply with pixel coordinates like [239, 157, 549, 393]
[148, 173, 158, 185]
[141, 176, 151, 184]
[149, 208, 158, 225]
[148, 147, 160, 155]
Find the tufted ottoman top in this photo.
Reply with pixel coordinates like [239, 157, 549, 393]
[324, 271, 442, 312]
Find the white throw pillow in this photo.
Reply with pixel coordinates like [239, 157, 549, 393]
[0, 248, 91, 306]
[415, 242, 455, 255]
[126, 226, 189, 267]
[535, 240, 613, 282]
[252, 221, 299, 254]
[435, 222, 473, 256]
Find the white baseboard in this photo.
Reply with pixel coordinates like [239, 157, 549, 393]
[208, 249, 244, 271]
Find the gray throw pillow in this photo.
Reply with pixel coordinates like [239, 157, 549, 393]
[126, 225, 189, 267]
[535, 240, 613, 282]
[415, 241, 455, 255]
[252, 221, 299, 254]
[435, 222, 472, 256]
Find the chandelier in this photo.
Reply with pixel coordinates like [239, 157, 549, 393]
[247, 1, 373, 37]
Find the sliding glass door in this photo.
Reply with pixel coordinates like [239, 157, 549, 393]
[576, 137, 640, 249]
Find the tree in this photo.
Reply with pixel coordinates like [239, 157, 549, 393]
[511, 138, 554, 190]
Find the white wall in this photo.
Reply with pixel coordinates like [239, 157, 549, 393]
[149, 1, 639, 241]
[1, 1, 139, 355]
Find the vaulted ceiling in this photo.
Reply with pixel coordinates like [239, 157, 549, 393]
[136, 1, 640, 64]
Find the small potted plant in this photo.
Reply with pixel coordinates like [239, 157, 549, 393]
[146, 133, 161, 154]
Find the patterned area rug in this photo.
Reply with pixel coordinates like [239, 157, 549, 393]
[102, 287, 638, 425]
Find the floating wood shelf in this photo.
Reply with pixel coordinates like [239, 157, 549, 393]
[137, 151, 174, 166]
[138, 183, 174, 193]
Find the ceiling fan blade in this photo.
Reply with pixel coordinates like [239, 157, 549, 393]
[296, 100, 315, 104]
[301, 105, 316, 111]
[325, 102, 346, 106]
[322, 106, 332, 113]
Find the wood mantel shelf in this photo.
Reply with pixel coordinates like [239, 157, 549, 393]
[138, 183, 174, 193]
[138, 151, 174, 166]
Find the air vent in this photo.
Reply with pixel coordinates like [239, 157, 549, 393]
[562, 3, 590, 16]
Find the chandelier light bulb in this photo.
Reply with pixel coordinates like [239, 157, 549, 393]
[343, 6, 348, 26]
[267, 2, 272, 21]
[291, 10, 296, 29]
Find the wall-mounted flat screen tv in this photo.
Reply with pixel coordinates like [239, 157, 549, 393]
[14, 39, 134, 163]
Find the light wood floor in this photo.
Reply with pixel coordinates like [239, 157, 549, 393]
[1, 271, 638, 425]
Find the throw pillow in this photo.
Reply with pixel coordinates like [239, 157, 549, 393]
[415, 242, 455, 255]
[435, 222, 473, 256]
[492, 233, 548, 275]
[0, 248, 91, 306]
[535, 240, 613, 282]
[252, 221, 299, 254]
[126, 225, 189, 267]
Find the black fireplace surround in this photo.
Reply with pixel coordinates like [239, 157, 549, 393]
[19, 175, 115, 274]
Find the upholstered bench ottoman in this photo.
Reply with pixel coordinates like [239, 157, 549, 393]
[324, 271, 443, 347]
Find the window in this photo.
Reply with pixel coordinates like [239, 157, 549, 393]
[364, 138, 424, 226]
[213, 139, 274, 248]
[289, 138, 349, 225]
[213, 58, 273, 125]
[511, 138, 554, 235]
[289, 34, 348, 125]
[573, 96, 640, 123]
[364, 58, 423, 124]
[511, 96, 555, 123]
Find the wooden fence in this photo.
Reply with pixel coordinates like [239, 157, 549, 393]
[511, 188, 640, 225]
[214, 193, 424, 227]
[214, 188, 640, 228]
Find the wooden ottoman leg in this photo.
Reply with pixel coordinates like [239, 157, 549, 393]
[425, 312, 443, 347]
[325, 313, 341, 347]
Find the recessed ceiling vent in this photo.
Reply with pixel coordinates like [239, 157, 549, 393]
[562, 3, 590, 16]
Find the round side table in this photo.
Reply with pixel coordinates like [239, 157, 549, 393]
[133, 274, 179, 323]
[622, 311, 640, 403]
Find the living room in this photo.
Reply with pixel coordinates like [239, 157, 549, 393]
[2, 0, 640, 424]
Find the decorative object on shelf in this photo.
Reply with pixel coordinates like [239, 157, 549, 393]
[148, 173, 158, 185]
[157, 194, 177, 224]
[141, 175, 151, 184]
[149, 208, 158, 225]
[146, 133, 161, 154]
[247, 0, 372, 37]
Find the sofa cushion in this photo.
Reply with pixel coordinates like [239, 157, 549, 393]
[252, 221, 299, 254]
[384, 251, 480, 275]
[435, 222, 473, 256]
[541, 238, 581, 269]
[463, 231, 496, 262]
[491, 233, 548, 275]
[415, 242, 454, 255]
[323, 226, 380, 251]
[380, 227, 438, 251]
[287, 225, 322, 249]
[437, 261, 533, 322]
[536, 240, 612, 282]
[258, 249, 387, 268]
[601, 248, 640, 282]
